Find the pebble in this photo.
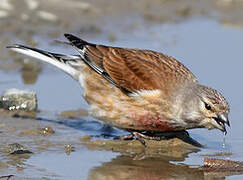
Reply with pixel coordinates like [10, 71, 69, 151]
[38, 126, 55, 136]
[2, 143, 32, 155]
[65, 144, 75, 155]
[0, 88, 37, 111]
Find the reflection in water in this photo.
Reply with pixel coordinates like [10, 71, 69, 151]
[5, 154, 31, 170]
[81, 137, 200, 162]
[20, 59, 42, 85]
[88, 155, 243, 180]
[88, 155, 204, 180]
[21, 70, 39, 85]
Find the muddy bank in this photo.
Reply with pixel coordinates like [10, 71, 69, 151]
[0, 111, 197, 179]
[0, 111, 241, 179]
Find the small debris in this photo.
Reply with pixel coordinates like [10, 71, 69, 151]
[2, 143, 32, 155]
[0, 88, 37, 112]
[18, 126, 55, 136]
[65, 144, 75, 155]
[38, 126, 55, 136]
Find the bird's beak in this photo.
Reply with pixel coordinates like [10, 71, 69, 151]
[212, 113, 230, 133]
[218, 113, 230, 127]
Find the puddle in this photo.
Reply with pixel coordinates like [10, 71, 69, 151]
[25, 150, 119, 179]
[1, 1, 243, 179]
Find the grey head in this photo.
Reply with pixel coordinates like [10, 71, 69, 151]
[179, 83, 230, 133]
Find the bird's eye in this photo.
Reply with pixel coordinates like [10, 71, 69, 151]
[205, 103, 211, 110]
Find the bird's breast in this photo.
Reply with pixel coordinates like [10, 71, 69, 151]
[126, 111, 174, 131]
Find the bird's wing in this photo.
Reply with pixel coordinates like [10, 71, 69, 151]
[65, 34, 198, 94]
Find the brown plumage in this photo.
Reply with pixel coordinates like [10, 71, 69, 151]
[7, 34, 230, 143]
[70, 37, 197, 94]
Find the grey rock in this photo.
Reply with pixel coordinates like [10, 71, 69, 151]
[2, 143, 32, 155]
[0, 88, 37, 111]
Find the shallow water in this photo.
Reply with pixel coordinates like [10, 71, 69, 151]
[1, 3, 243, 179]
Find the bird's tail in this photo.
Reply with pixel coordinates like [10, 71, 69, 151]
[7, 45, 82, 80]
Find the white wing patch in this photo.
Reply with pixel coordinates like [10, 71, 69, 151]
[130, 89, 162, 98]
[78, 47, 86, 59]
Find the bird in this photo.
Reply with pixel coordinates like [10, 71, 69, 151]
[7, 34, 230, 145]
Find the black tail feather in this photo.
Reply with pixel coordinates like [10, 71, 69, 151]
[64, 33, 92, 50]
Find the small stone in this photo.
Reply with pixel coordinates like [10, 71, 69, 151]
[65, 144, 75, 155]
[0, 88, 37, 111]
[38, 126, 55, 136]
[18, 126, 54, 136]
[2, 143, 32, 155]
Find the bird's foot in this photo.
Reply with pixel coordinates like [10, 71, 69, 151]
[116, 130, 203, 147]
[117, 131, 165, 147]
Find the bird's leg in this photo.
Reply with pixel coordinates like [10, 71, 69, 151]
[116, 132, 147, 146]
[117, 133, 134, 140]
[117, 131, 162, 147]
[131, 132, 147, 147]
[116, 130, 203, 147]
[132, 132, 162, 141]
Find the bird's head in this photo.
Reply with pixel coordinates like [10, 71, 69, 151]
[181, 84, 230, 133]
[197, 85, 230, 133]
